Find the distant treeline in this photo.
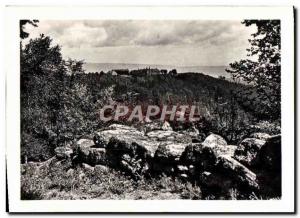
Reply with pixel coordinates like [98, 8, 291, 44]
[89, 67, 177, 76]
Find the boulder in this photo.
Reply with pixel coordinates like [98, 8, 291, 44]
[200, 170, 231, 187]
[76, 138, 95, 149]
[199, 155, 259, 198]
[180, 143, 217, 171]
[97, 124, 159, 158]
[77, 146, 107, 166]
[253, 135, 281, 197]
[216, 145, 237, 157]
[215, 155, 259, 190]
[249, 132, 271, 140]
[151, 142, 189, 175]
[182, 127, 200, 137]
[82, 163, 94, 172]
[106, 135, 159, 159]
[234, 138, 266, 167]
[143, 121, 172, 133]
[155, 142, 189, 164]
[180, 127, 202, 142]
[95, 124, 144, 146]
[201, 134, 236, 157]
[180, 142, 259, 196]
[255, 135, 281, 172]
[202, 133, 227, 148]
[54, 146, 73, 159]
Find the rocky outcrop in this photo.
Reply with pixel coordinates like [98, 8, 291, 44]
[180, 127, 204, 143]
[78, 147, 107, 166]
[77, 138, 95, 148]
[152, 142, 190, 175]
[143, 121, 173, 133]
[201, 133, 237, 156]
[95, 125, 158, 158]
[215, 155, 258, 190]
[75, 138, 107, 166]
[180, 143, 217, 171]
[146, 130, 192, 143]
[36, 124, 281, 199]
[249, 132, 271, 140]
[155, 142, 189, 163]
[255, 135, 281, 197]
[255, 135, 281, 171]
[234, 138, 266, 167]
[180, 135, 259, 197]
[202, 133, 227, 148]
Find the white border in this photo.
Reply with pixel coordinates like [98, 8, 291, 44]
[5, 6, 294, 213]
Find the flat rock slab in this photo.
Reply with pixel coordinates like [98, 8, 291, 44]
[146, 130, 192, 143]
[155, 142, 190, 163]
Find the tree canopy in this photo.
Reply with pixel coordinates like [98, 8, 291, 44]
[226, 20, 281, 120]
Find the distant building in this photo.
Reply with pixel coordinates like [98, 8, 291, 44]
[126, 67, 178, 76]
[112, 69, 130, 75]
[146, 68, 160, 75]
[107, 70, 118, 76]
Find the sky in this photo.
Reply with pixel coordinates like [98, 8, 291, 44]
[24, 20, 256, 66]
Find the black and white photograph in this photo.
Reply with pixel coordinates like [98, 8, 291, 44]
[5, 5, 295, 213]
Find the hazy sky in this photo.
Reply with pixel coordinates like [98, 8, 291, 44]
[24, 20, 256, 66]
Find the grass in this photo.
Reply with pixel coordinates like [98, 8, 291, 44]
[21, 157, 279, 200]
[21, 158, 202, 200]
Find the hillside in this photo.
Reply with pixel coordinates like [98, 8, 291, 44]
[21, 69, 280, 164]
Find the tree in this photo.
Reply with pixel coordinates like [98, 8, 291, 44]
[21, 34, 66, 161]
[21, 34, 64, 76]
[226, 20, 281, 120]
[20, 33, 93, 162]
[169, 69, 177, 75]
[65, 58, 85, 76]
[20, 20, 39, 39]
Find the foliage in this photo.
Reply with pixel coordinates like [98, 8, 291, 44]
[20, 20, 39, 39]
[226, 20, 281, 120]
[64, 58, 85, 75]
[21, 159, 202, 200]
[20, 35, 98, 161]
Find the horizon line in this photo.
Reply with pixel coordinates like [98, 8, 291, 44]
[84, 62, 229, 68]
